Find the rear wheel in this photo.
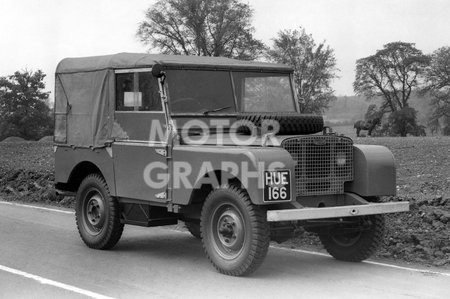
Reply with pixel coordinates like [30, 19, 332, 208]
[75, 174, 124, 249]
[200, 185, 270, 276]
[318, 214, 385, 262]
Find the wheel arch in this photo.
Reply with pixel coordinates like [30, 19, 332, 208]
[184, 170, 244, 220]
[189, 170, 244, 203]
[58, 161, 116, 195]
[344, 145, 396, 196]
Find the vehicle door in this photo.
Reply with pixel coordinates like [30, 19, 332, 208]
[112, 69, 169, 202]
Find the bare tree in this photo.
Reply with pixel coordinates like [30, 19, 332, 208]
[267, 28, 338, 114]
[136, 0, 265, 60]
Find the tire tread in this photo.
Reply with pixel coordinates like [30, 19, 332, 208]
[200, 185, 270, 276]
[237, 112, 324, 135]
[319, 214, 385, 262]
[75, 173, 124, 250]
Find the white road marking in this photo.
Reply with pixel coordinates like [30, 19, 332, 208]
[0, 264, 114, 299]
[3, 201, 450, 278]
[0, 200, 74, 214]
[272, 246, 450, 278]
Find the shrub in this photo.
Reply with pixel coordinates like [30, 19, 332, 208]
[383, 107, 422, 137]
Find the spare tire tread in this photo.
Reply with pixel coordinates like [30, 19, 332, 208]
[237, 112, 324, 135]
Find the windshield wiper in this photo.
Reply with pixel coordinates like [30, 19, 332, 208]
[202, 106, 232, 115]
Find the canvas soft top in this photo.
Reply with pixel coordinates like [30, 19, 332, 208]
[54, 53, 293, 148]
[56, 53, 293, 74]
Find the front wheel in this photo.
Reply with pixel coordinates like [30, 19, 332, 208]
[318, 214, 385, 262]
[200, 185, 270, 276]
[75, 174, 124, 249]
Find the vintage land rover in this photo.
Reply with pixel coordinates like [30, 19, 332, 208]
[54, 53, 409, 276]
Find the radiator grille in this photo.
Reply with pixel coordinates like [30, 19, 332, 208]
[282, 136, 353, 196]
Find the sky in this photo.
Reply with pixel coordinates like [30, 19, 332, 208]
[1, 0, 449, 100]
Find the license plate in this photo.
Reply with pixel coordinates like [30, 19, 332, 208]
[263, 170, 291, 202]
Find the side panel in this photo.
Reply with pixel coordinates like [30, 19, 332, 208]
[112, 143, 168, 202]
[171, 146, 296, 205]
[54, 147, 116, 195]
[344, 145, 396, 196]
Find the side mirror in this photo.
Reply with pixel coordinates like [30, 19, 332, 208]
[151, 64, 164, 78]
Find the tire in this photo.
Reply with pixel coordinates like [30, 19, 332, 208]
[318, 214, 385, 262]
[185, 221, 201, 239]
[75, 173, 124, 250]
[237, 112, 324, 135]
[200, 185, 270, 276]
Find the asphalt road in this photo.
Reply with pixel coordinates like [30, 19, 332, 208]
[0, 202, 449, 299]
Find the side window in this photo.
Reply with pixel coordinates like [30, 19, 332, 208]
[115, 72, 162, 111]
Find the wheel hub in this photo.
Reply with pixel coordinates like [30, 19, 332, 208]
[86, 194, 105, 230]
[331, 232, 361, 247]
[216, 209, 245, 256]
[330, 218, 367, 247]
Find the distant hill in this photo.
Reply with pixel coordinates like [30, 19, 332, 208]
[324, 93, 432, 126]
[324, 95, 377, 125]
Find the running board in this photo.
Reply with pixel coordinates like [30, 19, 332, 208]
[267, 202, 409, 222]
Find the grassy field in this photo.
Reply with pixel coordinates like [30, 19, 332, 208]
[0, 132, 449, 268]
[334, 125, 450, 201]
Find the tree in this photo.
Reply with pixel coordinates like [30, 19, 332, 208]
[364, 104, 379, 121]
[354, 42, 429, 136]
[136, 0, 265, 60]
[267, 28, 338, 114]
[0, 70, 53, 141]
[423, 46, 450, 134]
[354, 42, 429, 112]
[387, 107, 418, 137]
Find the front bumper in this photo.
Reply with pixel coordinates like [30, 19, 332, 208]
[267, 201, 409, 222]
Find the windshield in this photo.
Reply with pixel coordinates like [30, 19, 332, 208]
[233, 72, 296, 112]
[166, 70, 235, 114]
[166, 70, 296, 114]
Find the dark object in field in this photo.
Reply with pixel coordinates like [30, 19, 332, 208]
[354, 118, 381, 137]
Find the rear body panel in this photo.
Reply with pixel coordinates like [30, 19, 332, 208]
[54, 146, 116, 195]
